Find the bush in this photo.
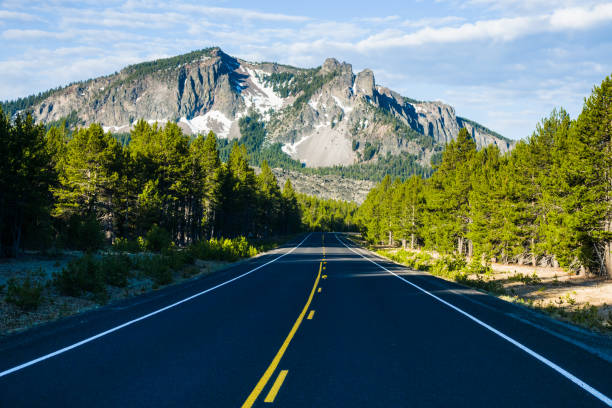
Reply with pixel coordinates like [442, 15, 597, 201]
[190, 237, 258, 262]
[162, 247, 195, 270]
[145, 225, 172, 252]
[113, 237, 144, 253]
[100, 254, 132, 287]
[507, 272, 542, 285]
[5, 276, 43, 311]
[136, 255, 173, 287]
[54, 254, 106, 299]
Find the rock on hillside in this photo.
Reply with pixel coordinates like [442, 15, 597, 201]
[271, 168, 376, 204]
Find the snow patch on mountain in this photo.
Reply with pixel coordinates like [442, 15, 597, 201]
[243, 67, 284, 119]
[332, 95, 353, 113]
[281, 134, 312, 158]
[180, 110, 232, 138]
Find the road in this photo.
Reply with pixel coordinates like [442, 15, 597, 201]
[1, 232, 611, 407]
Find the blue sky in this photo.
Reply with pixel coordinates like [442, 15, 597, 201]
[1, 0, 611, 140]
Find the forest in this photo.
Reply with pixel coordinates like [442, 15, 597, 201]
[358, 75, 612, 276]
[0, 114, 353, 258]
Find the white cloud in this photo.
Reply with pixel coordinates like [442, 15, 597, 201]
[0, 1, 610, 140]
[549, 3, 612, 29]
[174, 4, 309, 23]
[0, 10, 40, 21]
[1, 28, 73, 40]
[356, 3, 612, 50]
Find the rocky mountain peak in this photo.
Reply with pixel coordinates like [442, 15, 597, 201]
[321, 58, 341, 73]
[355, 69, 375, 98]
[8, 49, 513, 172]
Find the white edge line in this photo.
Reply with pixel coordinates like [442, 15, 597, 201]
[335, 233, 612, 407]
[0, 233, 312, 379]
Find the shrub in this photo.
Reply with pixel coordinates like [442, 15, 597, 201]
[54, 254, 106, 299]
[162, 247, 195, 270]
[113, 237, 144, 253]
[145, 225, 172, 252]
[507, 272, 542, 285]
[190, 237, 258, 262]
[6, 276, 43, 311]
[100, 254, 132, 287]
[136, 255, 173, 286]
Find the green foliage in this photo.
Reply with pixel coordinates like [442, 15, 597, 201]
[0, 110, 57, 257]
[136, 255, 173, 287]
[358, 75, 612, 277]
[1, 87, 68, 117]
[112, 237, 144, 253]
[190, 237, 258, 262]
[297, 193, 358, 232]
[54, 254, 107, 300]
[44, 110, 83, 133]
[61, 214, 105, 251]
[144, 225, 172, 252]
[368, 104, 433, 148]
[378, 249, 432, 271]
[507, 272, 542, 285]
[111, 48, 215, 90]
[362, 142, 377, 161]
[264, 68, 336, 111]
[100, 254, 132, 287]
[5, 276, 44, 311]
[217, 111, 303, 170]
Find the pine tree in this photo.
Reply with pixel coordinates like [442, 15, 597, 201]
[53, 123, 124, 242]
[560, 76, 612, 275]
[281, 179, 301, 233]
[257, 160, 282, 236]
[425, 128, 476, 254]
[0, 110, 56, 256]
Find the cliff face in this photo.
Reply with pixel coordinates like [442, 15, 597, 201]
[25, 48, 513, 168]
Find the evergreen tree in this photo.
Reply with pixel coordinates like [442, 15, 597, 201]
[0, 110, 56, 256]
[53, 123, 123, 242]
[425, 128, 476, 254]
[257, 161, 282, 236]
[281, 179, 301, 233]
[559, 76, 612, 275]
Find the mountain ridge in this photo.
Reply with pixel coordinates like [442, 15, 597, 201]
[2, 47, 513, 170]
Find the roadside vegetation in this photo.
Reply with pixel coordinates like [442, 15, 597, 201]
[0, 234, 295, 334]
[0, 106, 357, 334]
[377, 248, 612, 333]
[358, 75, 612, 277]
[358, 75, 612, 333]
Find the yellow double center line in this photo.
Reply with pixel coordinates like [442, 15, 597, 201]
[241, 262, 322, 407]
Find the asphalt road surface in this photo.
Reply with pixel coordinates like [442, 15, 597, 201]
[1, 232, 611, 407]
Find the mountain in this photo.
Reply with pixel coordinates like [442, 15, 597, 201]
[2, 47, 513, 170]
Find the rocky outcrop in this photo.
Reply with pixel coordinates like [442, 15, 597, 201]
[253, 167, 376, 204]
[24, 47, 514, 168]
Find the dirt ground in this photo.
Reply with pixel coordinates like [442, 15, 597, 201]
[487, 262, 612, 320]
[0, 257, 231, 336]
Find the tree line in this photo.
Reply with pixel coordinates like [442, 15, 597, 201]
[0, 115, 316, 257]
[358, 75, 612, 276]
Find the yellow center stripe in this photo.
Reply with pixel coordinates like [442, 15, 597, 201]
[307, 310, 315, 320]
[264, 370, 289, 403]
[317, 287, 321, 293]
[241, 263, 322, 408]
